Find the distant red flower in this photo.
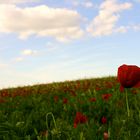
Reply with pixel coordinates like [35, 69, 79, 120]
[131, 89, 138, 95]
[103, 132, 109, 140]
[12, 92, 19, 97]
[89, 97, 96, 102]
[95, 87, 101, 91]
[101, 116, 107, 124]
[76, 81, 81, 89]
[74, 112, 88, 128]
[117, 64, 140, 88]
[70, 90, 77, 96]
[54, 96, 59, 102]
[119, 85, 124, 92]
[105, 82, 113, 88]
[0, 90, 9, 97]
[102, 94, 112, 101]
[0, 98, 6, 103]
[63, 98, 68, 104]
[39, 130, 48, 137]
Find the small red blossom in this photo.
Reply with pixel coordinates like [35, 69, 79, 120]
[63, 98, 68, 104]
[70, 90, 77, 96]
[12, 92, 19, 97]
[74, 112, 88, 128]
[0, 98, 6, 103]
[103, 132, 109, 140]
[39, 130, 48, 137]
[105, 82, 113, 88]
[101, 116, 107, 124]
[119, 85, 124, 92]
[73, 123, 77, 128]
[89, 97, 96, 102]
[54, 96, 59, 102]
[95, 87, 101, 91]
[76, 81, 81, 89]
[102, 94, 112, 101]
[0, 90, 9, 97]
[131, 89, 138, 95]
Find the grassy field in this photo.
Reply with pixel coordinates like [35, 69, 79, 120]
[0, 76, 140, 140]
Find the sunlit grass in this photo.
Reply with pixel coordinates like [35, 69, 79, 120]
[0, 76, 140, 140]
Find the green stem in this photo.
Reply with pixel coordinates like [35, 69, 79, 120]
[125, 90, 130, 117]
[46, 112, 57, 130]
[80, 132, 84, 140]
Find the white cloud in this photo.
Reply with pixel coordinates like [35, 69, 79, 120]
[0, 0, 40, 4]
[13, 49, 37, 63]
[22, 49, 37, 56]
[83, 2, 94, 8]
[87, 0, 132, 37]
[115, 24, 140, 33]
[132, 24, 140, 31]
[0, 4, 84, 42]
[71, 1, 94, 8]
[14, 57, 24, 62]
[114, 26, 129, 33]
[72, 1, 79, 7]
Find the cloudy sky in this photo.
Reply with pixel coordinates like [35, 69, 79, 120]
[0, 0, 140, 89]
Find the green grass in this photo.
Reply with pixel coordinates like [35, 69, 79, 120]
[0, 76, 140, 140]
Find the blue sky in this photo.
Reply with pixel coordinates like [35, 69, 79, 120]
[0, 0, 140, 89]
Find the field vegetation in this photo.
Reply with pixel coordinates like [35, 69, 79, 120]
[0, 76, 140, 140]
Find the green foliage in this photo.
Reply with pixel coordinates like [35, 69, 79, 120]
[0, 76, 140, 139]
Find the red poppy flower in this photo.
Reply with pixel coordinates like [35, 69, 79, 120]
[89, 97, 96, 102]
[103, 132, 109, 140]
[101, 116, 107, 124]
[119, 85, 124, 92]
[63, 98, 68, 104]
[117, 64, 140, 88]
[70, 90, 77, 96]
[95, 86, 101, 91]
[74, 112, 88, 128]
[102, 94, 112, 101]
[39, 130, 48, 137]
[133, 81, 140, 88]
[54, 96, 59, 102]
[0, 98, 6, 103]
[0, 90, 9, 97]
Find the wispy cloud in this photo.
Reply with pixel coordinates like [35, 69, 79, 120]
[114, 26, 129, 33]
[84, 1, 94, 8]
[14, 49, 38, 63]
[87, 0, 132, 37]
[21, 49, 37, 56]
[132, 24, 140, 31]
[0, 4, 84, 42]
[72, 1, 94, 8]
[114, 24, 140, 32]
[14, 57, 24, 62]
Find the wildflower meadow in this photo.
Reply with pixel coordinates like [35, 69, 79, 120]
[0, 64, 140, 140]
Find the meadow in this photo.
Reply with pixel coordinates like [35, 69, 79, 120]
[0, 76, 140, 140]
